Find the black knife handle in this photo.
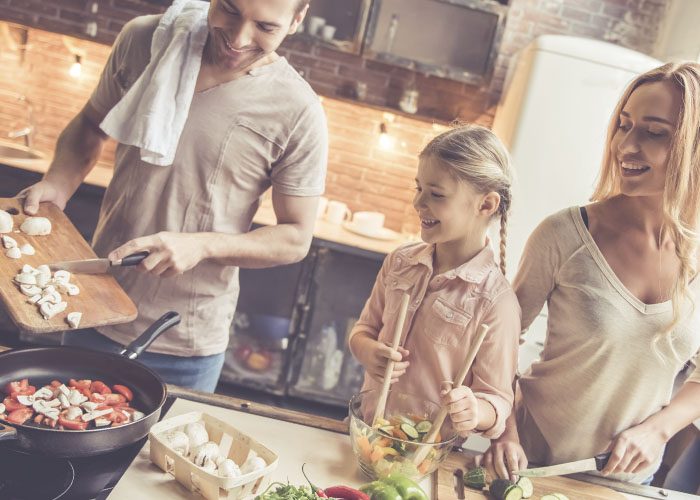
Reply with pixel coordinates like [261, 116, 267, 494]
[120, 251, 149, 267]
[595, 452, 612, 470]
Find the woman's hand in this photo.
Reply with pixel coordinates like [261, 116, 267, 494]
[350, 333, 409, 384]
[476, 429, 528, 482]
[441, 384, 479, 438]
[602, 422, 667, 476]
[109, 232, 207, 278]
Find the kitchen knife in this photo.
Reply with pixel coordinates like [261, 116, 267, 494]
[49, 251, 149, 274]
[515, 452, 611, 477]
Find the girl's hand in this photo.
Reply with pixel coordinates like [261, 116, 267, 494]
[476, 432, 528, 482]
[441, 384, 479, 438]
[602, 422, 666, 476]
[350, 333, 409, 384]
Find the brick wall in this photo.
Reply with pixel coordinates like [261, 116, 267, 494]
[0, 0, 670, 233]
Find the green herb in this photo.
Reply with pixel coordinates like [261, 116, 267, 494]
[256, 482, 320, 500]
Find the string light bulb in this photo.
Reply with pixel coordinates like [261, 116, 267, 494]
[69, 53, 82, 78]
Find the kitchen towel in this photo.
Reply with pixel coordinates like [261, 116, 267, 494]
[100, 0, 209, 166]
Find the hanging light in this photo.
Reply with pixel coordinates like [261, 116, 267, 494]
[378, 122, 395, 150]
[69, 53, 82, 78]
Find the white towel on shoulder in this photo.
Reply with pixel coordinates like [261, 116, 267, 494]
[100, 0, 210, 166]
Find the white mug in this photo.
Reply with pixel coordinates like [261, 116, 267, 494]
[307, 16, 325, 37]
[321, 25, 336, 41]
[316, 196, 329, 219]
[352, 211, 385, 231]
[325, 200, 351, 225]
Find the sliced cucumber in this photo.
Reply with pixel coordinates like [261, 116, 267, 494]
[490, 479, 523, 500]
[415, 420, 432, 434]
[464, 466, 487, 489]
[400, 423, 419, 440]
[378, 425, 394, 436]
[515, 477, 533, 498]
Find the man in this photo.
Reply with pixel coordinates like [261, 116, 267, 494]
[20, 0, 327, 391]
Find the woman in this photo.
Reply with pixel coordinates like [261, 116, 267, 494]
[480, 62, 700, 485]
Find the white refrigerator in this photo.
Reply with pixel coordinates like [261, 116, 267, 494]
[491, 35, 660, 353]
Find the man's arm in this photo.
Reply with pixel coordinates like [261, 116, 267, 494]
[204, 189, 319, 267]
[107, 189, 320, 276]
[22, 102, 108, 214]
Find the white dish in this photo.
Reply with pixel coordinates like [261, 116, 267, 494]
[343, 222, 399, 241]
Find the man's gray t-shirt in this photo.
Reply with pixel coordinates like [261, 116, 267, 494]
[89, 15, 328, 356]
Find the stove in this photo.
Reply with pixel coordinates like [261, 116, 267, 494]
[0, 398, 175, 500]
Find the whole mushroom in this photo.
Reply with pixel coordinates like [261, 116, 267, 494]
[0, 210, 12, 233]
[20, 216, 52, 236]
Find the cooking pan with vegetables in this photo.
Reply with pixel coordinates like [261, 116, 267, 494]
[0, 311, 180, 457]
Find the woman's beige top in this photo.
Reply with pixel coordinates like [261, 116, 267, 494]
[515, 207, 700, 483]
[350, 242, 521, 438]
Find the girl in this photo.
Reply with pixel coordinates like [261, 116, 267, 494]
[349, 124, 521, 439]
[481, 62, 700, 485]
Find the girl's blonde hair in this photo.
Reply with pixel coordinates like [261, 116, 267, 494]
[420, 124, 514, 275]
[592, 62, 700, 359]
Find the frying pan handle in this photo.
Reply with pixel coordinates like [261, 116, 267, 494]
[119, 311, 181, 359]
[0, 421, 18, 442]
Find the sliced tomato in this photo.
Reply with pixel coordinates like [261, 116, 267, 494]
[90, 381, 112, 395]
[90, 393, 106, 404]
[10, 385, 36, 398]
[112, 384, 133, 401]
[106, 409, 130, 424]
[3, 379, 28, 395]
[3, 397, 25, 412]
[68, 379, 91, 390]
[7, 408, 34, 425]
[58, 409, 88, 430]
[103, 394, 126, 406]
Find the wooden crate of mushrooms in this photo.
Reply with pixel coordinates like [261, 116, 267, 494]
[0, 197, 137, 334]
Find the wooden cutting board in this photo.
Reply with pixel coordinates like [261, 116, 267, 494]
[0, 197, 137, 334]
[436, 452, 627, 500]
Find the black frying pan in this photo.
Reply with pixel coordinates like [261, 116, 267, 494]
[0, 311, 180, 458]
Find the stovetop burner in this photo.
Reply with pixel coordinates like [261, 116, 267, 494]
[0, 398, 175, 499]
[0, 449, 75, 500]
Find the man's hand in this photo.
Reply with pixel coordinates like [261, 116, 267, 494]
[441, 385, 479, 438]
[601, 421, 666, 476]
[18, 180, 71, 214]
[476, 430, 528, 482]
[109, 232, 207, 278]
[350, 333, 410, 384]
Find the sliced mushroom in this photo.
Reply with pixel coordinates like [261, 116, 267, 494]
[65, 406, 83, 421]
[20, 216, 51, 236]
[36, 272, 51, 288]
[17, 394, 36, 406]
[68, 388, 87, 406]
[81, 408, 113, 422]
[27, 294, 42, 304]
[40, 300, 67, 320]
[14, 272, 37, 285]
[19, 243, 35, 256]
[33, 387, 54, 400]
[66, 283, 80, 296]
[1, 235, 17, 249]
[20, 284, 42, 296]
[94, 417, 112, 428]
[53, 270, 71, 284]
[66, 312, 82, 329]
[6, 247, 21, 259]
[0, 210, 13, 233]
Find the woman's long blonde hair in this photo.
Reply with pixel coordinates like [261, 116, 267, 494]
[592, 62, 700, 359]
[420, 124, 514, 275]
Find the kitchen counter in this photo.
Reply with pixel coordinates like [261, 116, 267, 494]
[0, 345, 697, 499]
[1, 158, 412, 256]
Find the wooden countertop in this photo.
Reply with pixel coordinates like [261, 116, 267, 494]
[2, 158, 411, 256]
